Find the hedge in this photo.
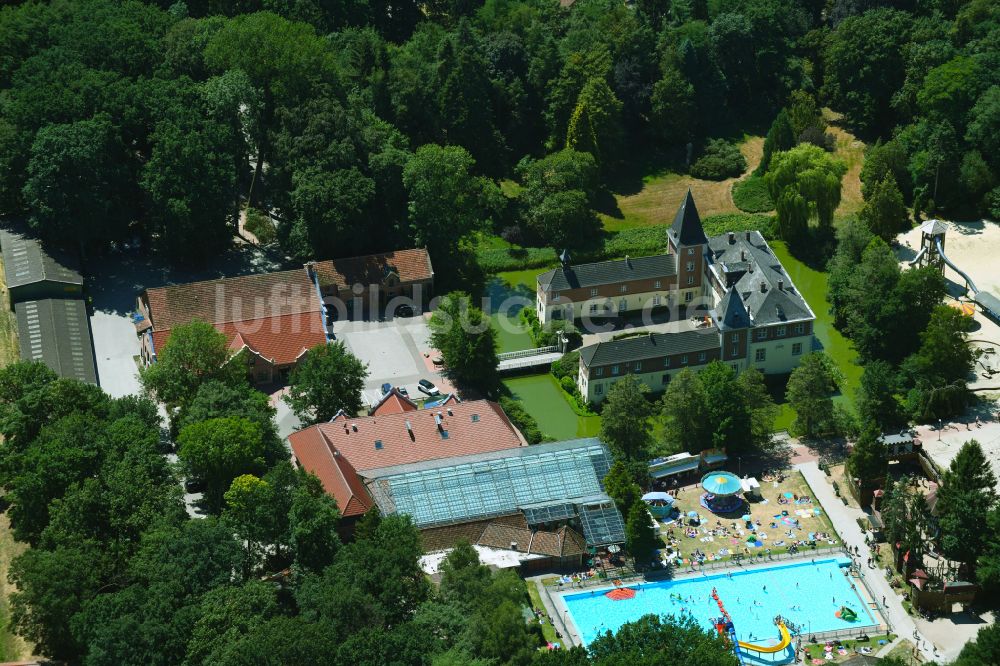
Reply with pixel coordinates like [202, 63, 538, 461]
[731, 175, 775, 213]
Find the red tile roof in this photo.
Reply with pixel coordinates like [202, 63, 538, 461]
[151, 312, 327, 366]
[312, 248, 433, 290]
[294, 429, 373, 517]
[370, 388, 419, 416]
[143, 268, 319, 330]
[289, 400, 526, 513]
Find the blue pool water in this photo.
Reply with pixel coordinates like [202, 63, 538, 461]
[563, 558, 875, 646]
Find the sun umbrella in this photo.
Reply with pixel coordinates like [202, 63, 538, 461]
[687, 511, 699, 518]
[742, 514, 752, 521]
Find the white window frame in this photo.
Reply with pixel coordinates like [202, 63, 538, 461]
[687, 248, 695, 255]
[590, 303, 599, 313]
[590, 288, 598, 297]
[618, 299, 627, 311]
[654, 280, 661, 289]
[686, 261, 694, 272]
[686, 276, 694, 286]
[596, 367, 604, 377]
[792, 342, 802, 356]
[794, 323, 805, 334]
[612, 365, 620, 375]
[634, 361, 641, 371]
[681, 355, 688, 365]
[652, 295, 661, 306]
[698, 352, 706, 362]
[553, 294, 561, 302]
[596, 383, 603, 395]
[757, 329, 767, 340]
[685, 292, 693, 302]
[777, 325, 786, 336]
[755, 348, 766, 362]
[620, 284, 628, 293]
[664, 357, 671, 367]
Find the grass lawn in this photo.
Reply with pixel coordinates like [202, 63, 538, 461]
[0, 257, 29, 662]
[884, 638, 922, 664]
[658, 471, 840, 566]
[769, 241, 863, 427]
[503, 374, 601, 441]
[803, 634, 896, 662]
[0, 254, 19, 368]
[0, 514, 30, 661]
[525, 581, 560, 644]
[600, 137, 765, 232]
[823, 110, 866, 217]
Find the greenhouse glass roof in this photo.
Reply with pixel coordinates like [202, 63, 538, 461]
[367, 438, 618, 531]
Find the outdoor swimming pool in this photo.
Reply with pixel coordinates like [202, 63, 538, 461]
[562, 558, 876, 646]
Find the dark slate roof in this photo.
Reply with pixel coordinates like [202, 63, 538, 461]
[713, 287, 751, 331]
[669, 190, 709, 247]
[15, 299, 98, 384]
[538, 254, 675, 291]
[579, 330, 719, 367]
[707, 231, 813, 326]
[0, 228, 82, 289]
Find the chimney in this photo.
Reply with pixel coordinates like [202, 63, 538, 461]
[406, 419, 415, 441]
[745, 231, 751, 241]
[511, 541, 518, 550]
[740, 250, 746, 262]
[778, 279, 784, 291]
[760, 282, 767, 293]
[728, 232, 735, 244]
[447, 407, 453, 416]
[351, 424, 358, 432]
[748, 262, 754, 274]
[304, 261, 317, 279]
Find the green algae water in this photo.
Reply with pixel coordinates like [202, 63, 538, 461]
[503, 374, 601, 441]
[770, 241, 862, 429]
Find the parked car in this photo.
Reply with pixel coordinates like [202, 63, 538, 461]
[395, 304, 414, 317]
[381, 382, 393, 395]
[432, 355, 444, 366]
[398, 386, 409, 398]
[184, 477, 206, 494]
[418, 378, 440, 396]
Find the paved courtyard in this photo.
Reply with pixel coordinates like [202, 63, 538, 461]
[335, 315, 454, 403]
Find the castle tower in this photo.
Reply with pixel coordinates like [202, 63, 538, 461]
[916, 219, 947, 272]
[668, 190, 709, 303]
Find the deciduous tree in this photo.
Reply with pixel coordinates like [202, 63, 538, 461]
[285, 342, 367, 424]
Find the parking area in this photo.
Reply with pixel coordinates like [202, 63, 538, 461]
[335, 314, 454, 405]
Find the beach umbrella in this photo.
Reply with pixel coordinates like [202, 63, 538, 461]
[741, 514, 752, 521]
[687, 511, 699, 518]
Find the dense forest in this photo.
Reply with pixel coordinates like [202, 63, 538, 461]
[1, 0, 997, 275]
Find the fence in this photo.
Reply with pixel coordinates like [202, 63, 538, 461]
[497, 345, 559, 360]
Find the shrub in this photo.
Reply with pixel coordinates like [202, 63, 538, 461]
[798, 126, 836, 152]
[551, 352, 579, 380]
[560, 375, 576, 394]
[732, 175, 775, 213]
[499, 396, 547, 444]
[245, 208, 277, 245]
[690, 139, 747, 180]
[602, 226, 667, 257]
[499, 225, 524, 245]
[477, 246, 558, 273]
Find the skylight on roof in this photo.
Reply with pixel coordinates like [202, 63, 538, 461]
[375, 440, 383, 450]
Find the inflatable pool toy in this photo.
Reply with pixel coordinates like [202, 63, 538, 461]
[835, 606, 858, 622]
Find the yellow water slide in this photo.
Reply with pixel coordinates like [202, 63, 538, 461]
[737, 622, 792, 654]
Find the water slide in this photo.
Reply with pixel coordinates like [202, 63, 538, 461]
[934, 237, 979, 294]
[907, 246, 928, 267]
[736, 621, 792, 654]
[711, 588, 792, 659]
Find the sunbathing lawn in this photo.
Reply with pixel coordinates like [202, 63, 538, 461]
[503, 374, 601, 441]
[525, 581, 560, 644]
[803, 634, 896, 663]
[657, 470, 840, 566]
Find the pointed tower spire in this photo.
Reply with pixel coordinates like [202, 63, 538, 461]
[670, 189, 709, 247]
[715, 286, 750, 330]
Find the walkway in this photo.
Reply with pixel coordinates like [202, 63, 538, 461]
[796, 461, 939, 663]
[497, 351, 564, 373]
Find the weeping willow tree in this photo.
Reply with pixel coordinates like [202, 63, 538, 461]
[765, 144, 847, 236]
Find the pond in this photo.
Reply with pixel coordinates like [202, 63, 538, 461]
[503, 374, 601, 441]
[484, 269, 548, 353]
[770, 241, 862, 428]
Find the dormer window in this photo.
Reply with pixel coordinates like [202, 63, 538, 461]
[374, 440, 383, 450]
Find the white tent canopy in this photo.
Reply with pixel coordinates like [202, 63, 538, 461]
[642, 491, 675, 503]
